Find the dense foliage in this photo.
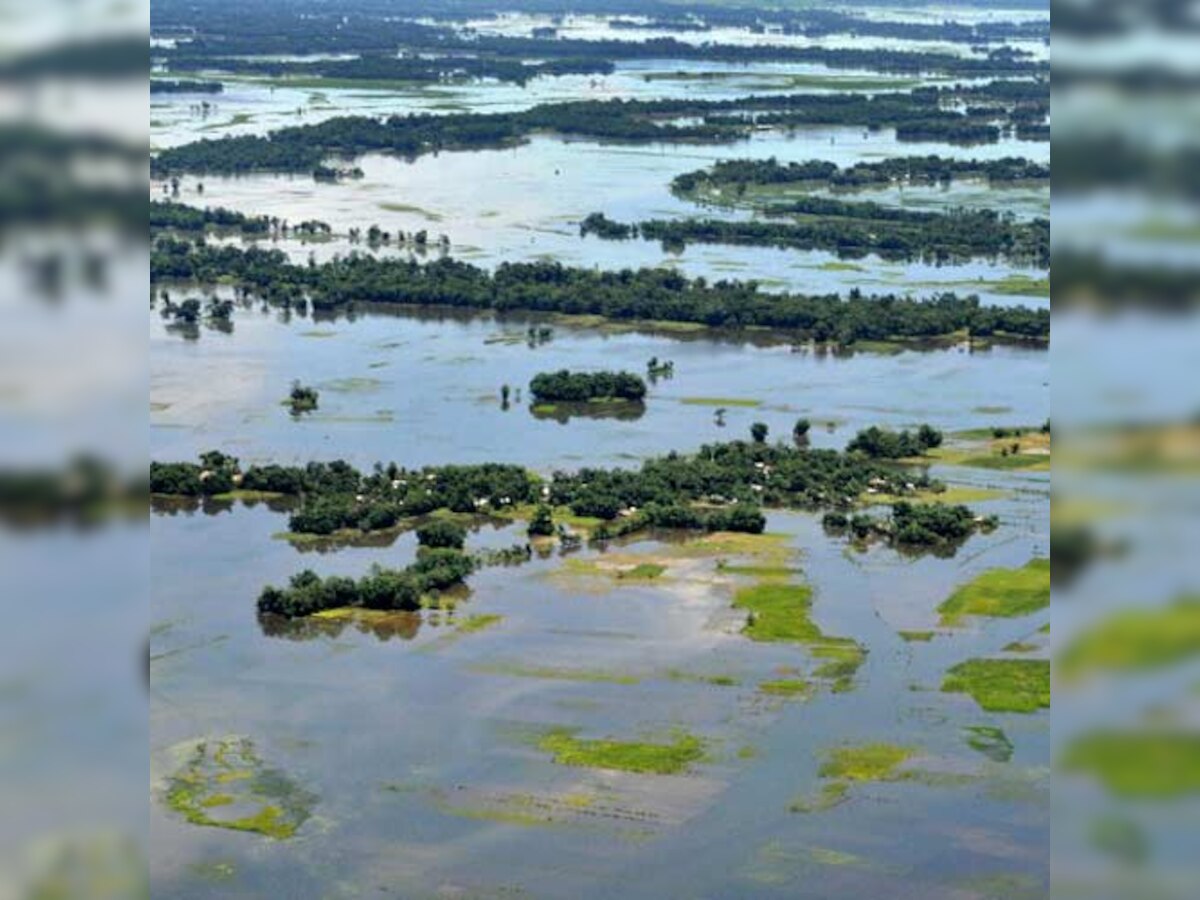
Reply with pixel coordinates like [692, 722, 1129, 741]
[150, 79, 223, 94]
[824, 501, 996, 550]
[151, 239, 1050, 343]
[151, 86, 1044, 177]
[529, 370, 647, 403]
[257, 550, 475, 618]
[583, 204, 1050, 266]
[150, 200, 332, 238]
[672, 155, 1049, 195]
[846, 425, 944, 459]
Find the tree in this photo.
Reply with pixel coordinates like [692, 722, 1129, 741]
[416, 519, 467, 550]
[527, 504, 555, 537]
[751, 422, 769, 444]
[792, 418, 811, 445]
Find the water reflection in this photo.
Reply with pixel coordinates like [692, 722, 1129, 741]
[257, 610, 421, 643]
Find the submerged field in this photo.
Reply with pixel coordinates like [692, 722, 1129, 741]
[150, 4, 1052, 897]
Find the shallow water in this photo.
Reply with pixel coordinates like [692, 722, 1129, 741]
[151, 16, 1049, 896]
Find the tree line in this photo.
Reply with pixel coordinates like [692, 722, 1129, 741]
[583, 202, 1049, 267]
[150, 238, 1051, 343]
[151, 85, 1044, 177]
[672, 155, 1049, 195]
[150, 79, 223, 94]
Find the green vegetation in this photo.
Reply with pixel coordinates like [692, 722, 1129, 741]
[286, 381, 319, 415]
[759, 679, 814, 699]
[680, 397, 761, 408]
[256, 551, 474, 619]
[1058, 596, 1200, 681]
[819, 743, 916, 782]
[529, 369, 647, 403]
[415, 519, 467, 550]
[1061, 731, 1200, 798]
[846, 424, 943, 459]
[789, 781, 850, 813]
[537, 729, 706, 775]
[452, 613, 503, 636]
[672, 156, 1049, 196]
[152, 238, 1049, 343]
[162, 738, 316, 839]
[474, 663, 639, 686]
[527, 503, 555, 538]
[942, 659, 1051, 713]
[938, 559, 1051, 625]
[824, 501, 998, 550]
[733, 581, 866, 691]
[584, 204, 1049, 266]
[899, 630, 936, 642]
[151, 79, 222, 94]
[964, 726, 1014, 763]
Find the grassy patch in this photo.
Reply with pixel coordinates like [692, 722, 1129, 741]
[861, 485, 1006, 507]
[1058, 596, 1200, 681]
[665, 670, 740, 687]
[819, 743, 916, 782]
[537, 729, 705, 775]
[617, 563, 667, 581]
[208, 489, 288, 503]
[942, 659, 1051, 713]
[162, 738, 315, 840]
[938, 558, 1051, 625]
[789, 781, 849, 814]
[680, 396, 762, 408]
[899, 630, 936, 642]
[759, 679, 815, 699]
[453, 614, 503, 635]
[1061, 730, 1200, 798]
[717, 561, 802, 578]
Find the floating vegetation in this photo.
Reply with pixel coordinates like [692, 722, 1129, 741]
[733, 581, 866, 691]
[819, 743, 916, 782]
[1060, 730, 1200, 798]
[537, 728, 706, 775]
[789, 781, 850, 814]
[899, 630, 936, 642]
[758, 679, 815, 699]
[161, 737, 316, 839]
[1058, 596, 1200, 681]
[319, 376, 384, 393]
[680, 396, 762, 408]
[665, 670, 740, 687]
[938, 559, 1051, 626]
[453, 613, 504, 635]
[964, 726, 1014, 763]
[942, 659, 1050, 713]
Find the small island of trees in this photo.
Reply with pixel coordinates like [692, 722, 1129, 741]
[287, 381, 320, 415]
[529, 370, 648, 404]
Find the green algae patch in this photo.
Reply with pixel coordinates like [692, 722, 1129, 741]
[537, 728, 706, 775]
[938, 559, 1051, 626]
[666, 670, 740, 687]
[819, 743, 916, 782]
[899, 630, 936, 642]
[1004, 641, 1039, 653]
[759, 679, 815, 699]
[942, 659, 1050, 713]
[964, 726, 1014, 763]
[1058, 596, 1200, 681]
[1061, 730, 1200, 798]
[162, 738, 316, 839]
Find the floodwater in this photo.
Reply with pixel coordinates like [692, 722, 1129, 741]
[151, 11, 1050, 897]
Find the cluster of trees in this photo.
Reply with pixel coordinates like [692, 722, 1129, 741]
[151, 86, 1043, 177]
[529, 370, 647, 403]
[150, 79, 223, 94]
[150, 200, 332, 239]
[823, 501, 996, 550]
[163, 54, 614, 86]
[585, 204, 1050, 267]
[151, 238, 1051, 343]
[846, 425, 943, 459]
[152, 0, 1047, 60]
[287, 381, 319, 415]
[672, 155, 1049, 195]
[257, 549, 475, 618]
[153, 435, 959, 547]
